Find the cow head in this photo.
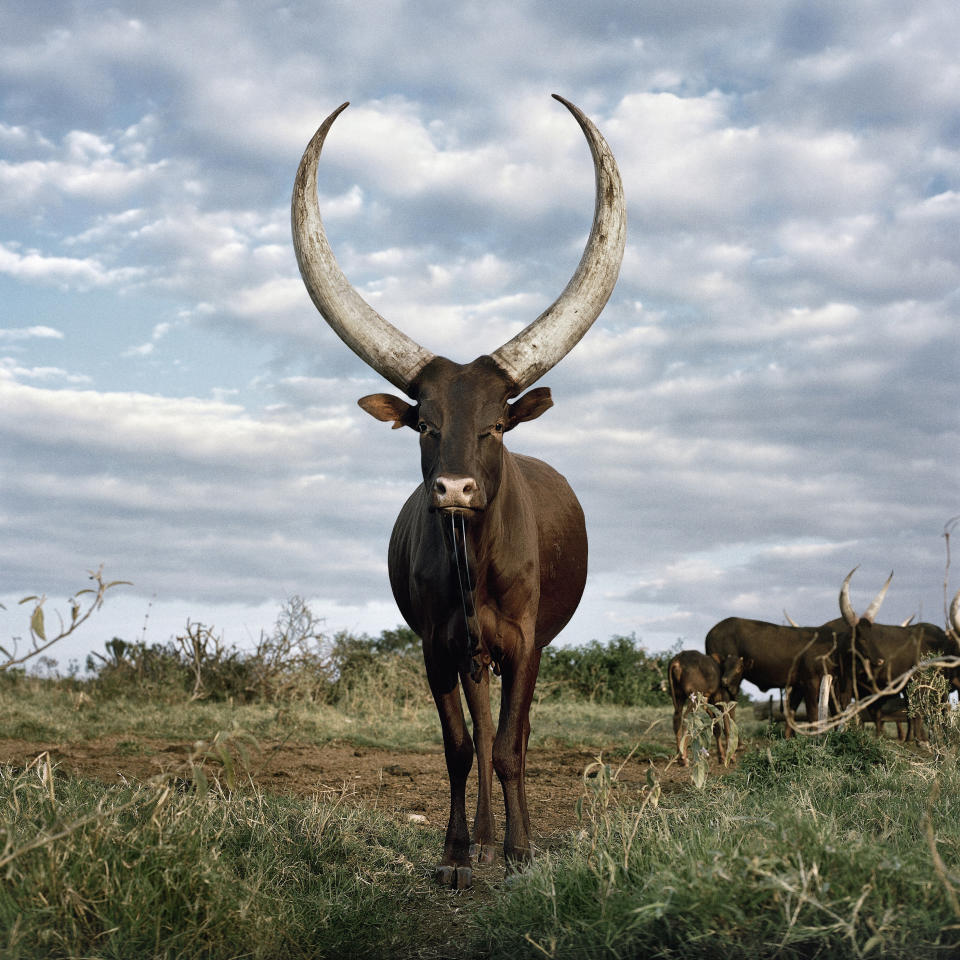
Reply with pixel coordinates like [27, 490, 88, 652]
[839, 566, 892, 689]
[711, 652, 746, 700]
[358, 356, 552, 515]
[291, 97, 626, 502]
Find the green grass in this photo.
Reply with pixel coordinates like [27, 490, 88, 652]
[3, 678, 960, 958]
[474, 728, 960, 959]
[0, 760, 442, 960]
[0, 675, 678, 757]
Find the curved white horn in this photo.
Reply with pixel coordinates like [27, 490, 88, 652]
[292, 102, 436, 392]
[839, 567, 859, 627]
[950, 589, 960, 637]
[863, 571, 893, 623]
[489, 95, 627, 392]
[784, 610, 800, 628]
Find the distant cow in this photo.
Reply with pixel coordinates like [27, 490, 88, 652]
[705, 619, 844, 737]
[668, 650, 744, 765]
[704, 572, 891, 736]
[835, 572, 960, 738]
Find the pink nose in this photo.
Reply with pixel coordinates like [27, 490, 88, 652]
[433, 475, 476, 509]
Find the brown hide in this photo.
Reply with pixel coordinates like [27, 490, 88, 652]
[705, 617, 849, 737]
[668, 650, 743, 765]
[366, 355, 587, 882]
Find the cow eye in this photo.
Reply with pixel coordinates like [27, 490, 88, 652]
[417, 421, 430, 434]
[494, 422, 504, 433]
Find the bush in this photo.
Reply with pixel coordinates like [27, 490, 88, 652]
[538, 634, 674, 707]
[737, 725, 890, 787]
[83, 598, 428, 711]
[326, 627, 427, 714]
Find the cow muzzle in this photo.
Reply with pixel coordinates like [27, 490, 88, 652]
[431, 475, 484, 514]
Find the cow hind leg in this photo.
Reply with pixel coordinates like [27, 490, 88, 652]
[673, 702, 689, 766]
[460, 663, 497, 863]
[494, 644, 541, 869]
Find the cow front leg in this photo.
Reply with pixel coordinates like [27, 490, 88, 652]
[460, 662, 496, 863]
[493, 645, 541, 868]
[425, 653, 474, 889]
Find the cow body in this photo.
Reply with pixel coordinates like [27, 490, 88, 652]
[827, 617, 957, 738]
[668, 650, 743, 765]
[705, 618, 848, 736]
[369, 358, 589, 878]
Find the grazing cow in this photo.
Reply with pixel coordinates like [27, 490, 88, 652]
[668, 650, 744, 765]
[836, 571, 960, 738]
[704, 572, 891, 736]
[705, 620, 842, 737]
[291, 97, 625, 887]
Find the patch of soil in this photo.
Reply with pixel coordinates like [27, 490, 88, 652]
[0, 735, 697, 840]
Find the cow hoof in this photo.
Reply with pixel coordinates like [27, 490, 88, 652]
[436, 865, 473, 889]
[470, 843, 497, 864]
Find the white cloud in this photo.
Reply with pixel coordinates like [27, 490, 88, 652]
[0, 325, 63, 341]
[0, 0, 957, 661]
[0, 242, 146, 290]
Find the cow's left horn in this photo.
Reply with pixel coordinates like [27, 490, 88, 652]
[291, 102, 436, 393]
[839, 567, 859, 627]
[489, 95, 627, 392]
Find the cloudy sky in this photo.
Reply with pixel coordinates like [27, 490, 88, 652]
[1, 1, 958, 673]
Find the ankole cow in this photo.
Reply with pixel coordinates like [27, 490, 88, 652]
[668, 650, 744, 765]
[291, 96, 625, 887]
[704, 571, 892, 735]
[834, 571, 960, 738]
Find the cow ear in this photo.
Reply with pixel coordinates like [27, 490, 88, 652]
[506, 387, 553, 431]
[709, 652, 723, 666]
[358, 394, 418, 430]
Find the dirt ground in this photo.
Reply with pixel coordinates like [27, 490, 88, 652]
[0, 734, 696, 845]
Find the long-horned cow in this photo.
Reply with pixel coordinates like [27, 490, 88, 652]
[836, 570, 960, 738]
[704, 571, 892, 735]
[291, 97, 626, 887]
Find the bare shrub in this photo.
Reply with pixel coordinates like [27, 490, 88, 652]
[2, 567, 127, 672]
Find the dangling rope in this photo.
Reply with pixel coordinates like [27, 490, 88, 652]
[450, 512, 484, 682]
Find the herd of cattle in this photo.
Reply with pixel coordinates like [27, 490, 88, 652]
[669, 569, 960, 765]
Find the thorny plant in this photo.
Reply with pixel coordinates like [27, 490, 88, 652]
[907, 667, 960, 760]
[1, 567, 128, 671]
[790, 654, 960, 738]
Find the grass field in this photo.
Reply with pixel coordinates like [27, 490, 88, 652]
[2, 664, 960, 959]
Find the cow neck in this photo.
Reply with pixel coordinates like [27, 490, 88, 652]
[448, 511, 489, 683]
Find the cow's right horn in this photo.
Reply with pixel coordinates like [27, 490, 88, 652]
[291, 102, 436, 393]
[949, 589, 960, 638]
